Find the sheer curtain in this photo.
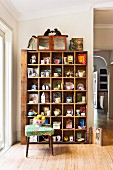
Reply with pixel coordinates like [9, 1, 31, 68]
[0, 29, 5, 150]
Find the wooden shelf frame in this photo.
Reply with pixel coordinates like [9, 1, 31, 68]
[21, 50, 88, 144]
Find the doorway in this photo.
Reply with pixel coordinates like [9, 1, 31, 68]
[93, 56, 108, 112]
[93, 9, 113, 129]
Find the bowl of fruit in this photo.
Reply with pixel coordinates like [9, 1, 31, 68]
[33, 115, 46, 126]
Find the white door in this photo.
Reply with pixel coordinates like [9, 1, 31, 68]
[0, 29, 5, 149]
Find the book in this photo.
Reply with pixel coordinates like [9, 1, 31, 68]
[89, 127, 103, 145]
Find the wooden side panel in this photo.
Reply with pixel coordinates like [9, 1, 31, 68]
[21, 50, 27, 144]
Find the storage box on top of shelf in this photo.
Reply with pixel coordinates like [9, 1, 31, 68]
[37, 36, 67, 51]
[69, 38, 83, 51]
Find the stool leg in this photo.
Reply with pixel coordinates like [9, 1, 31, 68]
[50, 136, 53, 155]
[26, 137, 29, 157]
[49, 136, 50, 147]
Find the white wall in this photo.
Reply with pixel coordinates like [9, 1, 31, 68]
[17, 9, 94, 140]
[0, 2, 17, 143]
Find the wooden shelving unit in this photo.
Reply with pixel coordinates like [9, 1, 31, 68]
[21, 50, 87, 144]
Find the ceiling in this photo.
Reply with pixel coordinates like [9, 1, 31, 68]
[1, 0, 113, 21]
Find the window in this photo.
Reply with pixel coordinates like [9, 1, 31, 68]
[0, 29, 5, 150]
[0, 19, 13, 151]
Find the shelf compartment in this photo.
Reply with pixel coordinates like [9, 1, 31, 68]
[63, 104, 74, 116]
[76, 91, 86, 103]
[39, 104, 51, 116]
[52, 104, 62, 116]
[40, 52, 50, 64]
[52, 91, 62, 103]
[52, 117, 62, 130]
[40, 65, 50, 77]
[39, 135, 49, 143]
[40, 78, 50, 90]
[63, 65, 74, 77]
[27, 52, 38, 64]
[27, 92, 39, 104]
[51, 65, 62, 77]
[76, 78, 86, 90]
[52, 78, 62, 90]
[75, 117, 86, 130]
[52, 52, 62, 64]
[75, 105, 86, 116]
[27, 66, 39, 78]
[63, 52, 74, 64]
[40, 92, 50, 103]
[75, 51, 87, 64]
[63, 78, 74, 90]
[27, 105, 38, 116]
[75, 130, 87, 143]
[63, 117, 74, 129]
[63, 91, 74, 103]
[75, 65, 86, 78]
[63, 130, 74, 142]
[52, 129, 62, 142]
[27, 78, 38, 91]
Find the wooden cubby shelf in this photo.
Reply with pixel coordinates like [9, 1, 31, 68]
[21, 50, 88, 144]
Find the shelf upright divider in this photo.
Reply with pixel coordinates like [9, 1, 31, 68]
[62, 52, 64, 140]
[38, 51, 41, 114]
[50, 51, 52, 125]
[74, 51, 76, 141]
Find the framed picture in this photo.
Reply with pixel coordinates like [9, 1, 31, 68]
[29, 94, 38, 103]
[28, 68, 33, 77]
[28, 68, 38, 77]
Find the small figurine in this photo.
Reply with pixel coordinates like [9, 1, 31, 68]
[54, 28, 61, 36]
[27, 35, 37, 49]
[31, 84, 37, 90]
[44, 29, 51, 36]
[30, 55, 36, 64]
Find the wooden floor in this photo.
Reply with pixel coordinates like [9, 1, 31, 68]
[1, 109, 113, 170]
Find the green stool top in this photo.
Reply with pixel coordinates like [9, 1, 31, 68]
[25, 124, 54, 137]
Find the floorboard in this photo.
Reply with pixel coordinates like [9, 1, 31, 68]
[0, 109, 113, 170]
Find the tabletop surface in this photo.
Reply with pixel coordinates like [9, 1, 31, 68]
[25, 124, 54, 137]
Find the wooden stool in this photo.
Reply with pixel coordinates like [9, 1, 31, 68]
[25, 124, 54, 157]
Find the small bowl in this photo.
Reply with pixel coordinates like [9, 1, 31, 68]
[28, 112, 34, 116]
